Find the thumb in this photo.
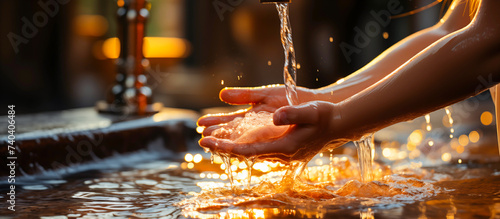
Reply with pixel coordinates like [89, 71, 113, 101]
[273, 102, 326, 126]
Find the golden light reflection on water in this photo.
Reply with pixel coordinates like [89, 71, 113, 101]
[178, 151, 443, 218]
[6, 157, 499, 218]
[180, 106, 498, 217]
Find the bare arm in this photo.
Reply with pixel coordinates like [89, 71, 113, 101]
[335, 0, 500, 140]
[313, 0, 473, 102]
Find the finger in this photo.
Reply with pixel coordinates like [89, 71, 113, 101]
[200, 125, 321, 161]
[199, 137, 236, 154]
[200, 132, 299, 158]
[220, 86, 279, 105]
[202, 125, 221, 136]
[197, 109, 248, 127]
[273, 102, 323, 126]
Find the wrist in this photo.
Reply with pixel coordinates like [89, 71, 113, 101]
[331, 100, 364, 142]
[297, 87, 321, 103]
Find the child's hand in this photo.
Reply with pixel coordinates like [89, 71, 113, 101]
[197, 85, 291, 129]
[197, 85, 318, 130]
[199, 101, 349, 163]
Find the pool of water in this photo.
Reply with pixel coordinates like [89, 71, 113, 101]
[1, 152, 499, 219]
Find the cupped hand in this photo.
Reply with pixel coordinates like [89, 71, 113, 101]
[197, 85, 314, 133]
[199, 101, 349, 163]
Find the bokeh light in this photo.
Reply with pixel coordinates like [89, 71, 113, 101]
[469, 131, 480, 143]
[480, 111, 493, 126]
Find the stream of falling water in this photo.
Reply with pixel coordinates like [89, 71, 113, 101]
[276, 3, 299, 106]
[354, 134, 375, 183]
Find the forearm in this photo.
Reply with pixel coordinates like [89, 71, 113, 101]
[312, 0, 471, 103]
[337, 14, 500, 140]
[314, 27, 448, 102]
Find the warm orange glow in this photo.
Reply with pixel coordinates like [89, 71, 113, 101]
[253, 162, 271, 173]
[92, 40, 106, 60]
[442, 115, 453, 128]
[117, 0, 124, 7]
[425, 114, 431, 131]
[450, 138, 459, 150]
[213, 155, 223, 164]
[73, 15, 109, 37]
[441, 152, 452, 162]
[409, 149, 421, 159]
[193, 154, 203, 163]
[143, 37, 190, 58]
[383, 32, 389, 39]
[407, 142, 417, 151]
[231, 165, 238, 172]
[408, 129, 423, 145]
[480, 111, 493, 126]
[469, 131, 480, 143]
[238, 162, 247, 169]
[220, 174, 228, 180]
[458, 135, 469, 146]
[102, 37, 191, 59]
[102, 37, 120, 59]
[185, 153, 193, 162]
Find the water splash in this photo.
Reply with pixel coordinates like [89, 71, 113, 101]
[179, 155, 443, 213]
[244, 158, 255, 188]
[220, 153, 235, 190]
[280, 160, 307, 190]
[276, 3, 299, 106]
[354, 134, 375, 183]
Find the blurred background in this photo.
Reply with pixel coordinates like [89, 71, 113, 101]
[0, 0, 450, 114]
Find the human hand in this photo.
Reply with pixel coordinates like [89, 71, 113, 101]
[197, 85, 314, 132]
[199, 101, 349, 163]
